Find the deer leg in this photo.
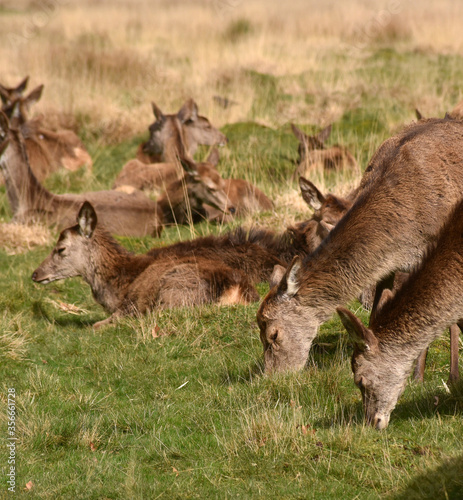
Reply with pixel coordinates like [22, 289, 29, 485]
[413, 348, 428, 382]
[448, 323, 461, 384]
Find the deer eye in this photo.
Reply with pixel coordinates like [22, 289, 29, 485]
[356, 377, 365, 390]
[270, 331, 278, 343]
[57, 247, 66, 255]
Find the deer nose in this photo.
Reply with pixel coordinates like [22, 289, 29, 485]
[31, 271, 38, 282]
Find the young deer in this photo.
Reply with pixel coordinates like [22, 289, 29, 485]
[337, 199, 463, 430]
[2, 84, 92, 181]
[291, 123, 358, 178]
[32, 202, 259, 329]
[0, 111, 162, 237]
[258, 117, 463, 374]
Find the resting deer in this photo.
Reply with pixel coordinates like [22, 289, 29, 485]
[32, 202, 259, 329]
[337, 198, 463, 429]
[0, 111, 162, 237]
[1, 84, 92, 181]
[258, 117, 463, 374]
[291, 123, 358, 179]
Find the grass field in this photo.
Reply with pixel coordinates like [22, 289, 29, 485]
[1, 0, 463, 498]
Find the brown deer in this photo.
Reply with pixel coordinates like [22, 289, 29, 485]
[291, 123, 358, 178]
[337, 199, 463, 430]
[258, 117, 463, 374]
[0, 111, 162, 237]
[153, 156, 234, 228]
[32, 202, 259, 329]
[138, 99, 228, 163]
[298, 176, 459, 383]
[2, 84, 92, 181]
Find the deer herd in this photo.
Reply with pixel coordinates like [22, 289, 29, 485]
[1, 76, 463, 430]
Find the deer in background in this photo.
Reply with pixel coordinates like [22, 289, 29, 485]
[1, 81, 92, 181]
[258, 117, 463, 374]
[337, 198, 463, 430]
[32, 202, 260, 329]
[291, 123, 358, 179]
[0, 111, 162, 237]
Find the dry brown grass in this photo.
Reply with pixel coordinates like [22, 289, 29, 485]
[0, 0, 462, 144]
[0, 221, 52, 254]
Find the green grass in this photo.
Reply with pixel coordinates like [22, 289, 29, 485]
[1, 33, 463, 500]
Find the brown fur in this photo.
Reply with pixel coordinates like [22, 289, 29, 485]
[31, 203, 262, 328]
[291, 123, 358, 178]
[258, 117, 463, 373]
[0, 112, 162, 237]
[337, 199, 463, 429]
[1, 84, 92, 181]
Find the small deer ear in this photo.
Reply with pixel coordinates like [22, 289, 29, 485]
[179, 156, 198, 174]
[415, 108, 423, 120]
[269, 264, 286, 289]
[277, 256, 302, 298]
[77, 201, 97, 238]
[178, 98, 198, 123]
[290, 123, 308, 144]
[24, 84, 43, 109]
[0, 110, 10, 137]
[299, 176, 325, 210]
[370, 288, 394, 324]
[316, 124, 332, 144]
[337, 307, 379, 352]
[16, 76, 29, 94]
[151, 101, 163, 120]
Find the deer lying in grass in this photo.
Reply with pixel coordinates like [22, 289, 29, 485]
[258, 117, 463, 374]
[291, 123, 358, 178]
[0, 111, 162, 237]
[1, 84, 92, 181]
[337, 199, 463, 430]
[138, 99, 228, 163]
[32, 202, 259, 329]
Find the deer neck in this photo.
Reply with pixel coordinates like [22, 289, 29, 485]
[83, 230, 154, 312]
[0, 130, 54, 218]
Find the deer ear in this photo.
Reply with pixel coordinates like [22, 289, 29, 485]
[206, 147, 220, 167]
[24, 84, 44, 110]
[16, 76, 29, 94]
[151, 101, 163, 120]
[337, 307, 379, 352]
[415, 108, 423, 120]
[269, 264, 286, 289]
[370, 288, 394, 324]
[316, 124, 332, 144]
[77, 201, 97, 238]
[178, 98, 198, 123]
[0, 86, 10, 105]
[179, 157, 198, 174]
[299, 176, 325, 210]
[290, 123, 308, 144]
[277, 256, 302, 298]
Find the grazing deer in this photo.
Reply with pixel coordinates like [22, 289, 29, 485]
[298, 176, 459, 383]
[1, 84, 92, 181]
[258, 117, 463, 374]
[291, 123, 358, 178]
[0, 111, 162, 237]
[32, 202, 259, 329]
[337, 199, 463, 430]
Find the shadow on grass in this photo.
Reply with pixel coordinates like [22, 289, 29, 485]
[32, 300, 102, 328]
[220, 359, 265, 385]
[392, 455, 463, 500]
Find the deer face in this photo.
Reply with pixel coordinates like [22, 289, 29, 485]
[186, 171, 233, 215]
[32, 202, 97, 284]
[257, 257, 320, 373]
[183, 115, 228, 150]
[351, 347, 407, 430]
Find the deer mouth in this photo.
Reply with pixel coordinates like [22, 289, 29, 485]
[31, 270, 53, 284]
